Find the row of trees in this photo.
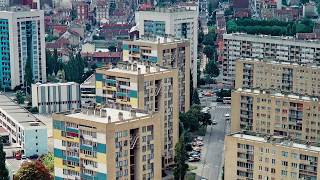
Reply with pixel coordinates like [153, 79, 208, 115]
[46, 50, 92, 84]
[227, 18, 314, 36]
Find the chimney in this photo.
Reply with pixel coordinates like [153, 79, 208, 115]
[133, 63, 137, 71]
[130, 109, 136, 118]
[118, 112, 124, 121]
[146, 65, 150, 73]
[138, 68, 141, 75]
[108, 116, 111, 123]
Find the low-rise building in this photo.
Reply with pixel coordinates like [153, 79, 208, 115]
[53, 107, 161, 179]
[225, 133, 320, 180]
[0, 93, 47, 157]
[32, 82, 81, 114]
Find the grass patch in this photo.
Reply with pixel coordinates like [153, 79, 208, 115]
[185, 172, 196, 180]
[188, 165, 197, 171]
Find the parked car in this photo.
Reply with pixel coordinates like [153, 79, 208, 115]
[197, 136, 204, 141]
[197, 141, 204, 146]
[191, 154, 200, 158]
[21, 154, 26, 160]
[193, 147, 201, 152]
[212, 120, 217, 125]
[188, 156, 201, 162]
[188, 151, 201, 156]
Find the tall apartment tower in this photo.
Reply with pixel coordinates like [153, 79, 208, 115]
[53, 107, 162, 180]
[0, 6, 46, 90]
[122, 37, 190, 112]
[222, 33, 320, 87]
[95, 63, 179, 167]
[135, 7, 198, 88]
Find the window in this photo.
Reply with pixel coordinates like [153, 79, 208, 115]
[282, 151, 288, 157]
[281, 170, 287, 176]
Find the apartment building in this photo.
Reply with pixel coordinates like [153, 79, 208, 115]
[96, 62, 179, 166]
[0, 6, 46, 89]
[223, 33, 320, 87]
[122, 36, 190, 112]
[135, 7, 198, 88]
[32, 82, 81, 114]
[235, 58, 320, 96]
[53, 107, 161, 180]
[225, 133, 320, 180]
[0, 93, 47, 157]
[231, 88, 320, 142]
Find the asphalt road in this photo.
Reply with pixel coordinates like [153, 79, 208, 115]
[202, 103, 230, 180]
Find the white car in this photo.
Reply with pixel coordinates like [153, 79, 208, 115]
[212, 120, 217, 125]
[197, 136, 203, 141]
[21, 155, 26, 160]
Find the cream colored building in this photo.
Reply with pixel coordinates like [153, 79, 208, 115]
[235, 59, 320, 96]
[223, 33, 320, 87]
[135, 7, 198, 88]
[123, 36, 190, 112]
[96, 63, 179, 166]
[231, 88, 320, 143]
[225, 133, 320, 180]
[53, 107, 161, 180]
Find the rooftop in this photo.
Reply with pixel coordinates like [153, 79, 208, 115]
[66, 107, 149, 124]
[235, 88, 319, 102]
[135, 36, 187, 44]
[106, 63, 168, 75]
[139, 6, 195, 13]
[238, 58, 320, 68]
[0, 93, 46, 129]
[231, 133, 320, 152]
[224, 33, 320, 46]
[33, 82, 78, 87]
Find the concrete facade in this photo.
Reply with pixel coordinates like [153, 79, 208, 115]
[223, 33, 320, 87]
[135, 7, 198, 88]
[235, 58, 320, 96]
[225, 133, 320, 180]
[53, 107, 161, 180]
[122, 37, 190, 112]
[95, 63, 179, 167]
[0, 7, 46, 89]
[0, 93, 47, 157]
[32, 82, 81, 114]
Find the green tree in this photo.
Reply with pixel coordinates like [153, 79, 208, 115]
[16, 90, 25, 104]
[109, 2, 116, 15]
[205, 59, 220, 78]
[25, 54, 33, 89]
[41, 153, 54, 173]
[192, 89, 200, 105]
[0, 139, 9, 180]
[203, 46, 216, 60]
[203, 31, 216, 46]
[15, 161, 52, 180]
[108, 45, 117, 52]
[71, 8, 77, 21]
[64, 53, 86, 83]
[174, 132, 188, 180]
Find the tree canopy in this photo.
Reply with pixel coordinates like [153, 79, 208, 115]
[64, 53, 87, 83]
[179, 105, 211, 132]
[16, 91, 25, 104]
[205, 59, 220, 78]
[0, 140, 9, 180]
[192, 89, 200, 105]
[227, 18, 314, 36]
[15, 161, 52, 180]
[174, 132, 188, 180]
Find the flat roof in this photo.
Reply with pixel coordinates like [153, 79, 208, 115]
[66, 108, 148, 124]
[0, 93, 46, 129]
[235, 88, 318, 102]
[135, 36, 186, 44]
[107, 64, 168, 75]
[232, 133, 320, 152]
[33, 82, 78, 87]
